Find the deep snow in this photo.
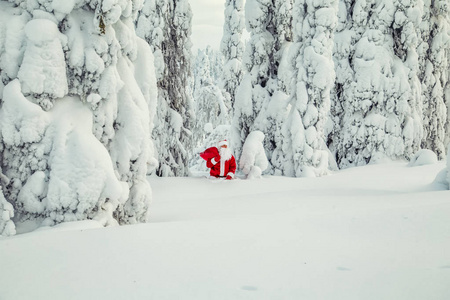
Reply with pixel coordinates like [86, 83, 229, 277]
[1, 162, 450, 300]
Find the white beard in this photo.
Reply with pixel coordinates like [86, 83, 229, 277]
[219, 147, 232, 161]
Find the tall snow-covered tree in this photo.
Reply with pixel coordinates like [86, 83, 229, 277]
[221, 0, 245, 109]
[447, 57, 450, 148]
[421, 0, 450, 158]
[334, 0, 424, 168]
[0, 0, 157, 235]
[328, 0, 354, 160]
[274, 0, 338, 177]
[392, 0, 425, 159]
[0, 172, 14, 236]
[137, 0, 194, 177]
[189, 47, 231, 173]
[191, 47, 225, 93]
[205, 46, 225, 84]
[191, 47, 230, 148]
[231, 0, 292, 172]
[136, 0, 169, 81]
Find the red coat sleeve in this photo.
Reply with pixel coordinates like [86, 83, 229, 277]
[206, 157, 218, 168]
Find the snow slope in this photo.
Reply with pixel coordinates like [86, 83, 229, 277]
[1, 162, 450, 300]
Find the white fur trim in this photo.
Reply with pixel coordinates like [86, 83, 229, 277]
[218, 140, 228, 147]
[220, 157, 225, 176]
[227, 172, 234, 178]
[211, 157, 218, 165]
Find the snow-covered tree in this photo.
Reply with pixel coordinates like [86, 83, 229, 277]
[206, 46, 225, 84]
[192, 47, 225, 100]
[137, 0, 194, 177]
[0, 170, 15, 236]
[231, 0, 292, 172]
[327, 0, 354, 160]
[447, 144, 450, 188]
[221, 0, 245, 109]
[334, 0, 425, 168]
[273, 0, 338, 177]
[0, 0, 157, 234]
[136, 0, 168, 81]
[421, 0, 450, 159]
[447, 71, 450, 148]
[393, 0, 425, 159]
[189, 47, 232, 173]
[191, 48, 230, 148]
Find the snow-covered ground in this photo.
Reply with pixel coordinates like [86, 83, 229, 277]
[1, 162, 450, 300]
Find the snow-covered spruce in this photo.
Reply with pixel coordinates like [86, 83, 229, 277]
[136, 0, 169, 81]
[421, 0, 450, 159]
[221, 0, 245, 109]
[137, 0, 194, 177]
[0, 0, 157, 233]
[327, 0, 354, 161]
[274, 0, 338, 177]
[0, 182, 15, 236]
[447, 144, 450, 188]
[333, 0, 426, 168]
[231, 0, 292, 172]
[191, 47, 230, 150]
[393, 0, 425, 159]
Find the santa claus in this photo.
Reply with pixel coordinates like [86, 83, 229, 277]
[200, 140, 236, 179]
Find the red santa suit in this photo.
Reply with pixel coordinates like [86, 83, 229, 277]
[200, 140, 236, 179]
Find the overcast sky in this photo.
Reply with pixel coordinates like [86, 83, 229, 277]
[190, 0, 226, 52]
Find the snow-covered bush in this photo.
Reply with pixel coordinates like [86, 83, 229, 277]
[434, 144, 450, 189]
[408, 149, 438, 167]
[240, 131, 268, 179]
[0, 0, 157, 233]
[447, 145, 450, 188]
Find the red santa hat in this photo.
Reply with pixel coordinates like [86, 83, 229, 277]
[218, 140, 228, 147]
